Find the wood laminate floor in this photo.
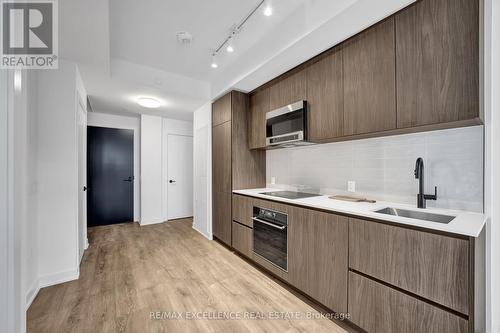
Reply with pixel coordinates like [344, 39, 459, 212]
[27, 218, 348, 333]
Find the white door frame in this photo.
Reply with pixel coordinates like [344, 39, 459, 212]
[76, 94, 87, 262]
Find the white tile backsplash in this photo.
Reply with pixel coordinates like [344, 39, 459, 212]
[266, 126, 484, 212]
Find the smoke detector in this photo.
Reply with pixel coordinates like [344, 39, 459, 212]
[176, 31, 193, 44]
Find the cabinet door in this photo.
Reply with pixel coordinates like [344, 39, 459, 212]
[269, 70, 306, 110]
[343, 18, 396, 135]
[212, 192, 231, 245]
[212, 121, 231, 193]
[212, 92, 232, 127]
[349, 218, 470, 314]
[396, 0, 479, 128]
[232, 194, 253, 227]
[289, 208, 348, 313]
[349, 272, 468, 333]
[232, 221, 252, 258]
[307, 48, 344, 141]
[248, 88, 269, 149]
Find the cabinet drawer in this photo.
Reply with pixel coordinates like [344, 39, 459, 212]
[232, 194, 253, 227]
[232, 221, 252, 258]
[348, 272, 468, 333]
[349, 218, 469, 314]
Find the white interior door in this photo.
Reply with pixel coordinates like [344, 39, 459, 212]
[167, 134, 193, 220]
[77, 100, 87, 260]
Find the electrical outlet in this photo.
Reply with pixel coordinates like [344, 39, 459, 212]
[271, 177, 276, 185]
[348, 181, 356, 193]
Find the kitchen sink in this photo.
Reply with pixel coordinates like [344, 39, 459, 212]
[374, 207, 456, 224]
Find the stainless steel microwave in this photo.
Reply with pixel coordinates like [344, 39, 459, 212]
[265, 100, 314, 148]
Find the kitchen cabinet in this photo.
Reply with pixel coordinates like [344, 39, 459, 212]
[232, 194, 253, 227]
[213, 192, 232, 245]
[212, 92, 266, 247]
[248, 88, 269, 149]
[212, 92, 231, 127]
[343, 18, 397, 136]
[349, 217, 470, 314]
[212, 121, 231, 193]
[395, 0, 479, 128]
[289, 208, 348, 313]
[269, 70, 307, 110]
[349, 272, 468, 333]
[232, 221, 252, 258]
[306, 47, 344, 141]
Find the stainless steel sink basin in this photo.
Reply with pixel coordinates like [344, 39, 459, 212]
[374, 207, 456, 224]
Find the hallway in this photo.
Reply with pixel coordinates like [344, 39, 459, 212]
[27, 219, 347, 332]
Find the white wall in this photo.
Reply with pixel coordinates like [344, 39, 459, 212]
[267, 126, 484, 212]
[484, 0, 500, 331]
[141, 115, 163, 225]
[192, 102, 212, 239]
[141, 115, 193, 225]
[87, 112, 141, 221]
[0, 67, 10, 333]
[36, 60, 83, 287]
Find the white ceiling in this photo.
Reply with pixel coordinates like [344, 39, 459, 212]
[59, 0, 415, 120]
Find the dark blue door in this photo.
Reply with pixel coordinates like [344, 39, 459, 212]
[87, 126, 134, 227]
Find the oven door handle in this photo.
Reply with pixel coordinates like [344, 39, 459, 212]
[252, 217, 286, 230]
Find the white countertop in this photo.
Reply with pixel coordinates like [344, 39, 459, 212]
[233, 188, 487, 237]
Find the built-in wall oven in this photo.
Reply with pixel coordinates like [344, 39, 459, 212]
[266, 100, 314, 148]
[252, 206, 288, 271]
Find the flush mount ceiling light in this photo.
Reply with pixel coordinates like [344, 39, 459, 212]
[137, 97, 161, 108]
[209, 0, 271, 68]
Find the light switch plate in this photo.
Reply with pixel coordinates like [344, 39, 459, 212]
[348, 181, 356, 193]
[271, 177, 276, 185]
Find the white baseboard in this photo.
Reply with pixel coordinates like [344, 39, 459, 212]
[25, 280, 40, 310]
[140, 217, 165, 226]
[38, 268, 79, 289]
[192, 224, 212, 240]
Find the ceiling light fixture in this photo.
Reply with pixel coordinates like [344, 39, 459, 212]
[137, 97, 161, 108]
[211, 55, 218, 68]
[263, 5, 273, 16]
[209, 0, 269, 67]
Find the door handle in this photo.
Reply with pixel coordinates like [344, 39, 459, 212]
[123, 177, 133, 182]
[169, 180, 176, 183]
[83, 186, 87, 191]
[252, 217, 286, 230]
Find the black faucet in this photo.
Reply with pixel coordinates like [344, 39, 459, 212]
[414, 157, 437, 209]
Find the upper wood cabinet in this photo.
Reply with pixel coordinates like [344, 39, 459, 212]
[306, 48, 344, 141]
[212, 93, 232, 126]
[395, 0, 480, 128]
[269, 70, 307, 110]
[343, 18, 397, 136]
[248, 88, 269, 149]
[289, 207, 348, 313]
[212, 121, 231, 193]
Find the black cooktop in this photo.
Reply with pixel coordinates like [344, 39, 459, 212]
[259, 191, 321, 200]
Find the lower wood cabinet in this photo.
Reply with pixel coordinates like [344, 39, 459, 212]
[232, 194, 253, 227]
[212, 192, 232, 245]
[289, 208, 348, 314]
[232, 221, 252, 258]
[349, 218, 470, 314]
[348, 272, 468, 333]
